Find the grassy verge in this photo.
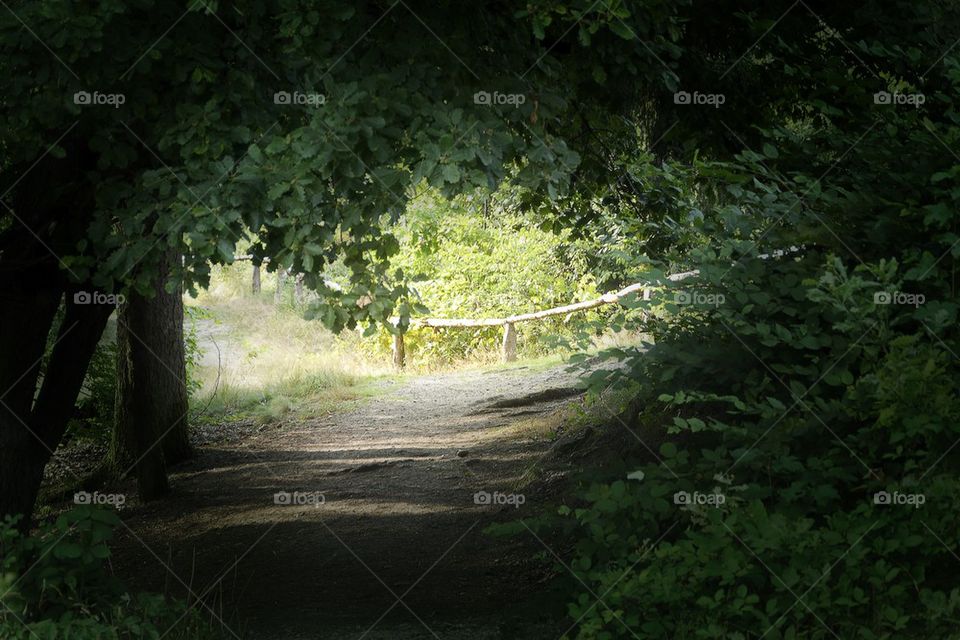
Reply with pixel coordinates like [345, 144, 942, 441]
[186, 275, 395, 425]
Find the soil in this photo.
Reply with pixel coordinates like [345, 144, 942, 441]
[109, 363, 589, 639]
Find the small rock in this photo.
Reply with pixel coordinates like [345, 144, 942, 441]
[456, 449, 468, 458]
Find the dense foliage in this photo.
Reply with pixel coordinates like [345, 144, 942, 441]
[543, 2, 960, 637]
[3, 0, 960, 637]
[356, 187, 603, 364]
[0, 0, 661, 316]
[0, 508, 221, 639]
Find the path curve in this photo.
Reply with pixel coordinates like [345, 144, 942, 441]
[114, 364, 584, 639]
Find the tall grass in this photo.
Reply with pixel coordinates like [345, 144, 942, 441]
[186, 263, 391, 424]
[186, 261, 645, 423]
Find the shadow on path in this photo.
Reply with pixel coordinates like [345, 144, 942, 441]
[111, 364, 585, 639]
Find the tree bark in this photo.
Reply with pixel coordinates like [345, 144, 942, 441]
[157, 258, 192, 465]
[109, 248, 189, 499]
[0, 278, 113, 527]
[0, 136, 108, 527]
[0, 265, 63, 527]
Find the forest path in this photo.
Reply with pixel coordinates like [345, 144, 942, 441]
[113, 363, 586, 639]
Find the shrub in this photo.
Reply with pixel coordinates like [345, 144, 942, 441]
[559, 253, 960, 638]
[0, 507, 223, 639]
[361, 187, 605, 366]
[69, 342, 117, 442]
[552, 133, 960, 637]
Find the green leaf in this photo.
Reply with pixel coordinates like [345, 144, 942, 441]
[442, 164, 460, 183]
[660, 442, 678, 458]
[217, 237, 234, 261]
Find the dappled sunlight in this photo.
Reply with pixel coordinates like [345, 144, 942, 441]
[187, 275, 387, 394]
[4, 2, 956, 638]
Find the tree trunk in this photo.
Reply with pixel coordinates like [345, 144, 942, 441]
[0, 277, 113, 527]
[0, 265, 63, 527]
[109, 248, 189, 499]
[0, 138, 108, 527]
[159, 267, 192, 465]
[0, 427, 50, 530]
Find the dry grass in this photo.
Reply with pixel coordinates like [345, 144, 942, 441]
[185, 264, 393, 424]
[183, 262, 640, 425]
[490, 406, 575, 441]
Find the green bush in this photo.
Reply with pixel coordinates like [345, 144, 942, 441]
[0, 508, 223, 639]
[529, 3, 960, 630]
[362, 187, 605, 365]
[560, 252, 960, 639]
[70, 342, 117, 442]
[549, 138, 960, 638]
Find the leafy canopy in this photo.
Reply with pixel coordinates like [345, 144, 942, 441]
[1, 0, 685, 329]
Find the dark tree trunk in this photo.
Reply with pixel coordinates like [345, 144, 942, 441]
[0, 136, 108, 527]
[0, 276, 113, 528]
[112, 302, 170, 500]
[0, 264, 63, 527]
[110, 248, 189, 499]
[159, 268, 192, 466]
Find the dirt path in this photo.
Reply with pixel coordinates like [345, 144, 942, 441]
[113, 364, 584, 639]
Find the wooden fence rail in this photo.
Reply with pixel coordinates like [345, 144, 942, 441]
[390, 269, 698, 369]
[231, 255, 699, 369]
